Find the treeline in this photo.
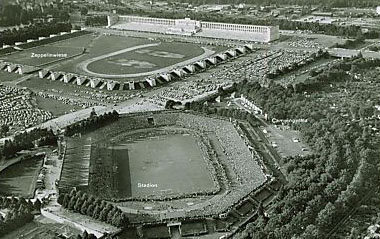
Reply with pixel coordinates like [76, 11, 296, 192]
[0, 22, 72, 46]
[165, 85, 261, 125]
[332, 38, 365, 49]
[0, 4, 70, 27]
[267, 49, 329, 79]
[0, 197, 42, 237]
[0, 128, 57, 160]
[295, 57, 380, 93]
[184, 101, 260, 127]
[58, 189, 129, 228]
[64, 110, 119, 137]
[77, 230, 121, 239]
[116, 8, 372, 38]
[85, 15, 108, 26]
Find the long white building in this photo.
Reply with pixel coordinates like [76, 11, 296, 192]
[109, 15, 279, 43]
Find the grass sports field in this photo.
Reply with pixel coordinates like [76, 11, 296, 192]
[125, 133, 214, 198]
[89, 132, 215, 199]
[0, 157, 42, 197]
[83, 41, 206, 77]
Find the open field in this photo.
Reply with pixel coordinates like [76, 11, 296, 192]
[0, 157, 42, 198]
[0, 45, 84, 66]
[0, 71, 23, 82]
[126, 133, 214, 197]
[261, 125, 310, 158]
[34, 95, 83, 116]
[85, 41, 206, 77]
[89, 129, 215, 199]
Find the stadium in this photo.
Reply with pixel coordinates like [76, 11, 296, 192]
[58, 111, 279, 237]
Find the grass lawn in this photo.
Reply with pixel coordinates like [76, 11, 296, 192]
[35, 95, 83, 116]
[55, 35, 153, 73]
[0, 71, 23, 82]
[123, 133, 214, 198]
[86, 41, 205, 75]
[262, 124, 310, 158]
[0, 157, 42, 198]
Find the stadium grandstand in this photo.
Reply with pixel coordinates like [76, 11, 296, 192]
[108, 15, 280, 42]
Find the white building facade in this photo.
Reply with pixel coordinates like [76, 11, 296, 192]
[112, 15, 279, 43]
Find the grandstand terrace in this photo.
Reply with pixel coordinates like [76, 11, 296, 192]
[110, 15, 279, 43]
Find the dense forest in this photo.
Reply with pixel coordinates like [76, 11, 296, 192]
[233, 57, 380, 238]
[0, 4, 69, 27]
[0, 197, 41, 237]
[0, 22, 72, 46]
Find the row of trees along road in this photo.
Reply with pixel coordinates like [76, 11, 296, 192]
[64, 110, 119, 137]
[0, 128, 57, 160]
[58, 189, 129, 228]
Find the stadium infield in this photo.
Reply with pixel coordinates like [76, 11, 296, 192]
[127, 133, 214, 197]
[89, 130, 215, 199]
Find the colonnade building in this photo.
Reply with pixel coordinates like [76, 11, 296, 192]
[109, 15, 279, 43]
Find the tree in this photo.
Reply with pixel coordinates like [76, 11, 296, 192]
[80, 8, 89, 16]
[99, 206, 110, 222]
[301, 225, 321, 239]
[81, 200, 90, 215]
[92, 205, 102, 219]
[74, 198, 84, 212]
[33, 199, 42, 211]
[316, 202, 337, 231]
[62, 194, 71, 208]
[86, 204, 95, 217]
[82, 230, 89, 239]
[0, 125, 9, 137]
[112, 212, 129, 228]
